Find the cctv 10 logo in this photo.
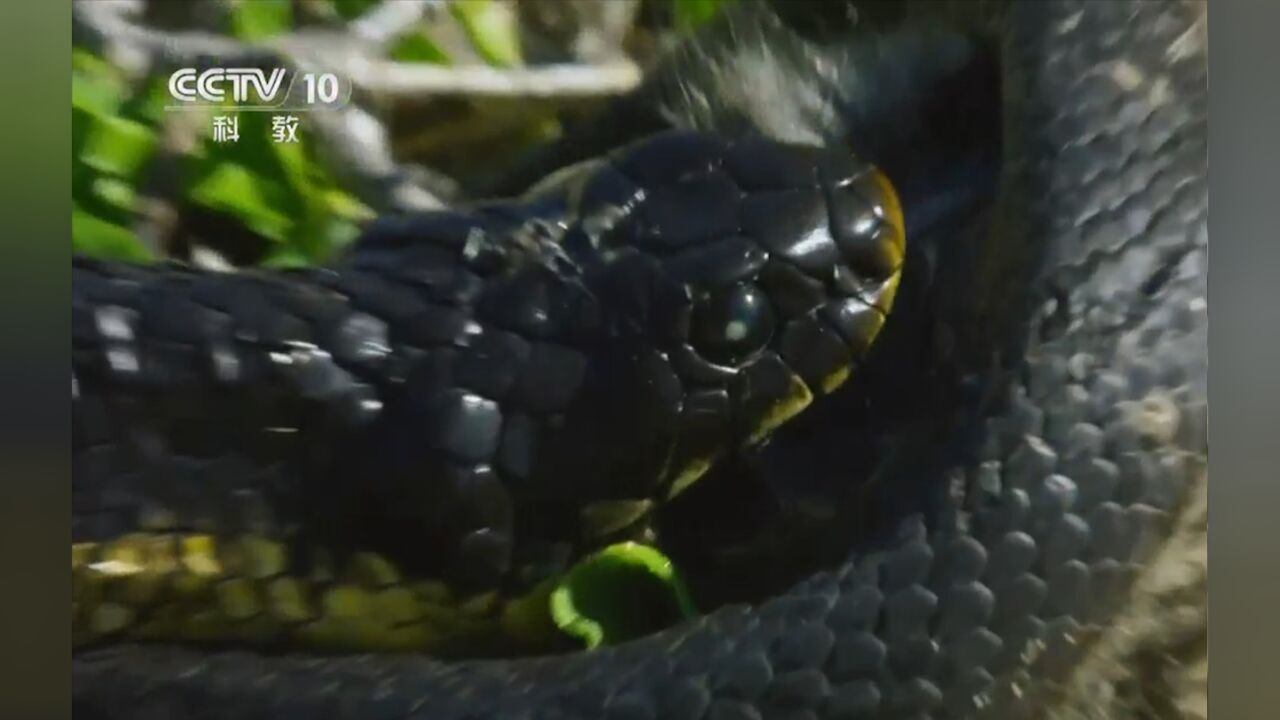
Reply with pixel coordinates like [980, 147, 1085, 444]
[166, 68, 349, 110]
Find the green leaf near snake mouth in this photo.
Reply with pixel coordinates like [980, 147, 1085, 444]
[551, 542, 698, 649]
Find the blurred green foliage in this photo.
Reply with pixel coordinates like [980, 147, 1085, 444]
[72, 0, 375, 266]
[72, 50, 160, 261]
[674, 0, 734, 30]
[72, 0, 735, 267]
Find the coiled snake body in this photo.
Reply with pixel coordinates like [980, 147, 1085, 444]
[72, 1, 1208, 718]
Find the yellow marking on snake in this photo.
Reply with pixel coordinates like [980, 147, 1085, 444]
[662, 370, 815, 500]
[865, 167, 906, 283]
[72, 533, 566, 656]
[665, 456, 716, 500]
[819, 363, 853, 395]
[180, 535, 221, 576]
[750, 371, 814, 445]
[858, 167, 906, 316]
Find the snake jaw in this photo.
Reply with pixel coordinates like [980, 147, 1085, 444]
[661, 364, 813, 502]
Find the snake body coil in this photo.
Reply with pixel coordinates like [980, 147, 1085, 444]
[72, 1, 1208, 718]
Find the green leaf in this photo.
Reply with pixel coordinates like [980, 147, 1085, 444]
[91, 176, 138, 213]
[322, 188, 375, 221]
[674, 0, 735, 30]
[319, 217, 364, 254]
[72, 56, 126, 116]
[72, 48, 121, 80]
[72, 207, 151, 261]
[452, 0, 522, 67]
[391, 33, 452, 64]
[79, 114, 158, 180]
[267, 119, 314, 195]
[189, 112, 307, 206]
[187, 161, 296, 242]
[268, 120, 341, 259]
[72, 107, 97, 168]
[259, 248, 313, 269]
[228, 0, 293, 40]
[329, 0, 383, 21]
[72, 67, 124, 116]
[550, 543, 697, 649]
[121, 75, 177, 126]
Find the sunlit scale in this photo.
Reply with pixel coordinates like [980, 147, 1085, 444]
[72, 533, 563, 655]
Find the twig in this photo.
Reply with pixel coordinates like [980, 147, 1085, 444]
[350, 59, 642, 98]
[305, 104, 450, 212]
[348, 0, 443, 49]
[72, 0, 277, 66]
[73, 0, 641, 99]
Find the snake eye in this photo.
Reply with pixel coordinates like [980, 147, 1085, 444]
[690, 283, 776, 367]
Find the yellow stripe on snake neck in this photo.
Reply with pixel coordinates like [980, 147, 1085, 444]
[72, 532, 561, 656]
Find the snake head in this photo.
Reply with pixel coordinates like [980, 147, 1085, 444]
[555, 131, 905, 502]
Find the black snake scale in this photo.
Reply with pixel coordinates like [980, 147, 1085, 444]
[71, 1, 1208, 718]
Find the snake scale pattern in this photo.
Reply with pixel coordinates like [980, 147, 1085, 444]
[71, 1, 1208, 718]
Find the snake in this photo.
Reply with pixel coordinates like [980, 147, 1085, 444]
[71, 1, 1208, 718]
